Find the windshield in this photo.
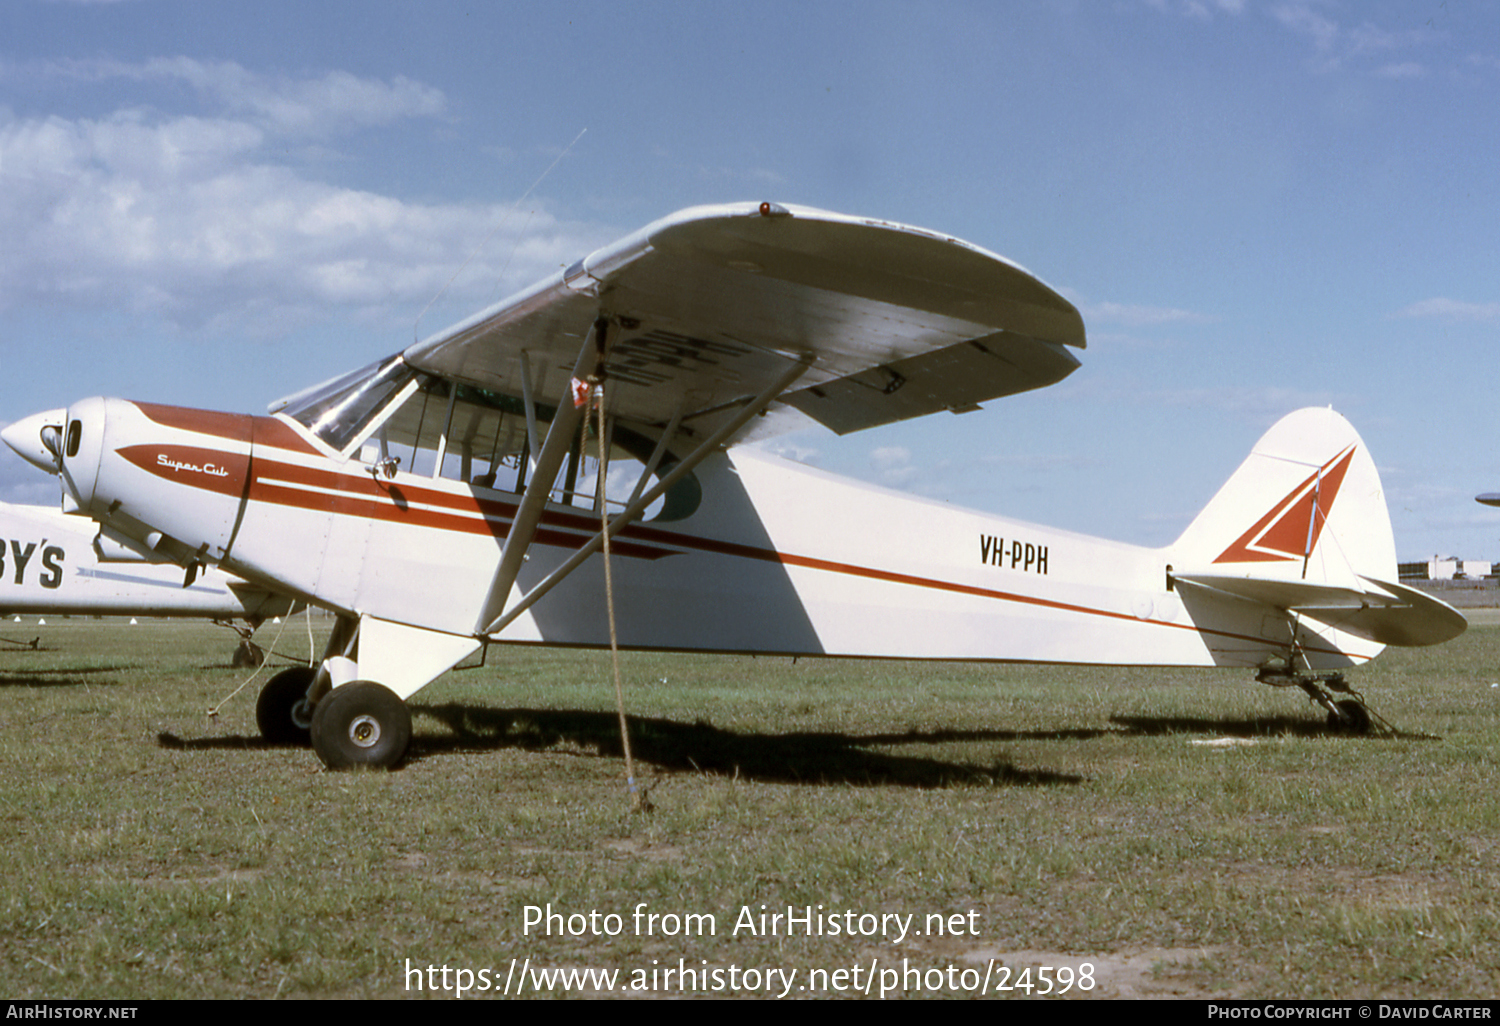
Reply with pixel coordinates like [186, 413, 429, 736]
[279, 354, 417, 453]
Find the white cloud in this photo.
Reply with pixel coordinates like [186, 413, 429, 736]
[1376, 62, 1426, 80]
[1080, 300, 1213, 327]
[870, 445, 917, 485]
[1271, 3, 1342, 55]
[1136, 385, 1344, 423]
[41, 57, 447, 136]
[1394, 298, 1500, 324]
[1145, 0, 1246, 20]
[754, 439, 822, 466]
[975, 451, 1101, 473]
[0, 66, 610, 338]
[1346, 23, 1431, 61]
[870, 445, 911, 467]
[1061, 288, 1212, 328]
[1270, 3, 1443, 75]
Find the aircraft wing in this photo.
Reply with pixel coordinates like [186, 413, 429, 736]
[401, 202, 1085, 440]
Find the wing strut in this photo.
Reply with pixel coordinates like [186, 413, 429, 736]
[518, 350, 545, 476]
[480, 355, 813, 637]
[626, 403, 685, 510]
[472, 320, 609, 634]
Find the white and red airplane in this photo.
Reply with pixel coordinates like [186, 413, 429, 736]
[0, 499, 295, 625]
[2, 202, 1464, 768]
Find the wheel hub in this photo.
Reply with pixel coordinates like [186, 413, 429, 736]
[348, 714, 382, 748]
[309, 679, 412, 770]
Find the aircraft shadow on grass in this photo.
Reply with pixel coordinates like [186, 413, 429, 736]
[156, 703, 1409, 786]
[0, 665, 127, 687]
[158, 705, 1091, 788]
[1109, 713, 1438, 741]
[1110, 713, 1337, 738]
[412, 705, 1094, 787]
[0, 636, 47, 651]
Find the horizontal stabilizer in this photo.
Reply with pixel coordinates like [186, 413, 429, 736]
[1173, 573, 1466, 647]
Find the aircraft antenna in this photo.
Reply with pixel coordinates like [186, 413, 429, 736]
[1301, 468, 1323, 580]
[413, 127, 588, 342]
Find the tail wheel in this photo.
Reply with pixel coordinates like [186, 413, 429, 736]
[310, 681, 411, 770]
[1327, 698, 1373, 735]
[255, 666, 318, 745]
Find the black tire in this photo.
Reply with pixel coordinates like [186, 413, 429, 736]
[1327, 699, 1372, 734]
[233, 640, 266, 668]
[255, 666, 318, 745]
[310, 681, 411, 770]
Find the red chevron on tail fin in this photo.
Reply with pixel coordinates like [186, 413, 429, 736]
[1211, 445, 1356, 565]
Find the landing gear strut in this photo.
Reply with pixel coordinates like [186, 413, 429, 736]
[1256, 667, 1385, 735]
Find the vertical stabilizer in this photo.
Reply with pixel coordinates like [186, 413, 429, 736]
[1169, 408, 1463, 655]
[1171, 407, 1396, 589]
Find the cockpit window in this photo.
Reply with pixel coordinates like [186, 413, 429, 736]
[278, 354, 417, 454]
[379, 375, 698, 521]
[278, 354, 700, 521]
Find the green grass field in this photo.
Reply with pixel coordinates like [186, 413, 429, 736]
[2, 615, 1498, 999]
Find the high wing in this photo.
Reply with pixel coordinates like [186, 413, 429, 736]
[401, 202, 1085, 441]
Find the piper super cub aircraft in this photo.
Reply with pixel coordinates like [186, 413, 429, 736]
[2, 202, 1465, 768]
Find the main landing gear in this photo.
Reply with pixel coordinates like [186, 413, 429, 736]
[1255, 666, 1384, 735]
[309, 681, 411, 770]
[255, 666, 317, 745]
[256, 669, 411, 768]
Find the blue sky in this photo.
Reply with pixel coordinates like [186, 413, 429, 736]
[1, 0, 1496, 561]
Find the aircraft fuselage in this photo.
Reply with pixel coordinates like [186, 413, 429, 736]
[41, 396, 1379, 700]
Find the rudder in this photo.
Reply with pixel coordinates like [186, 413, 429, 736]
[1170, 407, 1395, 591]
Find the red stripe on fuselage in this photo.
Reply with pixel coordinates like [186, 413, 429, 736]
[119, 444, 249, 498]
[244, 454, 679, 561]
[134, 403, 320, 456]
[120, 427, 1362, 661]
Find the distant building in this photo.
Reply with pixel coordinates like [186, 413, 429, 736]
[1405, 557, 1497, 581]
[1429, 557, 1459, 581]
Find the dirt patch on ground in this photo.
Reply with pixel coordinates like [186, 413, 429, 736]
[600, 838, 685, 862]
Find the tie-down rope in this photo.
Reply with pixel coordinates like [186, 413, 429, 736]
[592, 378, 647, 812]
[206, 606, 306, 719]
